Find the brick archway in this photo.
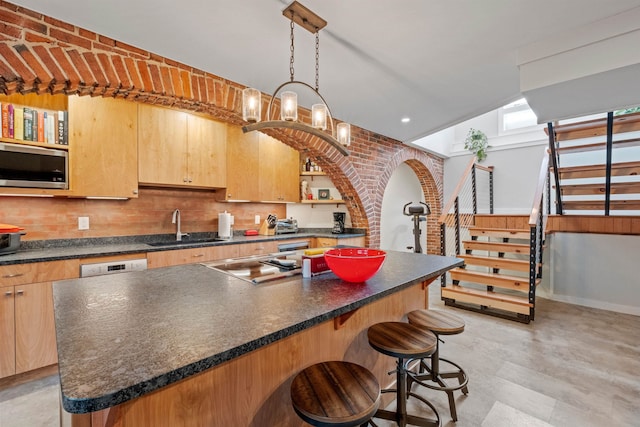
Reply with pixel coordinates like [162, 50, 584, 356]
[0, 1, 443, 247]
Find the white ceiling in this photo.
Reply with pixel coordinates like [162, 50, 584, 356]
[10, 0, 640, 143]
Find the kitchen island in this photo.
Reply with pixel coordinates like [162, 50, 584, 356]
[53, 250, 462, 427]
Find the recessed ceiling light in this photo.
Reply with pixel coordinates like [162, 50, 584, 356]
[401, 117, 411, 123]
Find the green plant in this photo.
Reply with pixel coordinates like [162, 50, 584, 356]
[464, 128, 489, 161]
[614, 106, 640, 116]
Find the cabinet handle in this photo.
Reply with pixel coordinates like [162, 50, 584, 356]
[3, 273, 24, 279]
[192, 254, 205, 258]
[16, 290, 24, 295]
[183, 178, 188, 183]
[188, 178, 193, 183]
[4, 291, 12, 296]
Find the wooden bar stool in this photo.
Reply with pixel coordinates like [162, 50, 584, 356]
[407, 309, 469, 422]
[290, 361, 381, 427]
[367, 322, 441, 427]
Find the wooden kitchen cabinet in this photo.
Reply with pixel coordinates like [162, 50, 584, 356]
[68, 95, 139, 198]
[224, 126, 299, 202]
[147, 245, 239, 269]
[225, 125, 260, 201]
[258, 134, 300, 202]
[0, 284, 15, 378]
[236, 241, 281, 257]
[138, 104, 226, 189]
[0, 259, 77, 379]
[14, 281, 58, 374]
[316, 236, 366, 248]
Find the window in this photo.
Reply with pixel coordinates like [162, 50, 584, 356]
[498, 98, 539, 134]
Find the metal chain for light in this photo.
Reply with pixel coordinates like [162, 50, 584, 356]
[289, 13, 295, 82]
[315, 31, 320, 92]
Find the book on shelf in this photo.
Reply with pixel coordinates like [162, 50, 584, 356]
[14, 107, 24, 140]
[37, 109, 45, 142]
[58, 110, 68, 145]
[7, 104, 14, 138]
[1, 103, 8, 138]
[23, 107, 33, 141]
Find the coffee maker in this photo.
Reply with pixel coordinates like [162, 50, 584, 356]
[332, 212, 346, 234]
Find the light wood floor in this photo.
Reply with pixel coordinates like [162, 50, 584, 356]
[1, 284, 638, 427]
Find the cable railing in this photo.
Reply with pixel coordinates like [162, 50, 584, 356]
[438, 156, 493, 285]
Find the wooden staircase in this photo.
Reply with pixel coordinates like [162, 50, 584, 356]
[547, 112, 640, 214]
[442, 215, 538, 323]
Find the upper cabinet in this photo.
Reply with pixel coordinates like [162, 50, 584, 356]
[258, 134, 299, 202]
[138, 104, 226, 189]
[225, 125, 260, 201]
[224, 127, 299, 202]
[68, 96, 139, 198]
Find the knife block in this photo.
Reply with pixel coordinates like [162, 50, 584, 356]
[258, 220, 275, 236]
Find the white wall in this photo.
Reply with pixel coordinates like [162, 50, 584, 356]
[287, 175, 350, 229]
[540, 233, 640, 316]
[444, 145, 547, 214]
[380, 163, 426, 253]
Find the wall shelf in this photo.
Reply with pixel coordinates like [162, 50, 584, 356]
[300, 199, 345, 207]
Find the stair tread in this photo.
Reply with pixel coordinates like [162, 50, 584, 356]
[555, 160, 640, 176]
[469, 226, 529, 232]
[451, 268, 528, 282]
[442, 285, 533, 307]
[462, 240, 530, 254]
[555, 137, 640, 154]
[459, 254, 529, 266]
[562, 200, 640, 210]
[560, 182, 640, 196]
[547, 112, 640, 141]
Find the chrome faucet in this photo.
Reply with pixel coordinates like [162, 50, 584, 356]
[171, 209, 189, 241]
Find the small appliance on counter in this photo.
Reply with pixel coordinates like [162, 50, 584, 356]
[0, 223, 26, 255]
[275, 218, 298, 234]
[332, 212, 346, 234]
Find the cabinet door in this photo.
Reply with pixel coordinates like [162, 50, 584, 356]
[187, 115, 227, 188]
[225, 125, 260, 201]
[236, 241, 280, 257]
[147, 245, 239, 269]
[138, 104, 188, 186]
[15, 282, 57, 374]
[258, 134, 299, 202]
[68, 96, 139, 198]
[0, 285, 15, 379]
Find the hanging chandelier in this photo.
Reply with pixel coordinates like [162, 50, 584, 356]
[241, 1, 351, 156]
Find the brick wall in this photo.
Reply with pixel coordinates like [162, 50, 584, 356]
[0, 1, 444, 251]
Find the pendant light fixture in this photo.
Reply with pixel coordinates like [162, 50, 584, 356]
[241, 1, 350, 155]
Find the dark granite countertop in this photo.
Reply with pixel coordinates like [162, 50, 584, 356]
[0, 230, 365, 266]
[53, 251, 462, 414]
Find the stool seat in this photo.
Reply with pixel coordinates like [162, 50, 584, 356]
[407, 309, 465, 335]
[291, 361, 380, 427]
[367, 322, 440, 426]
[367, 322, 437, 359]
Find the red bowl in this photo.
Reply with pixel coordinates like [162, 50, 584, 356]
[324, 248, 386, 282]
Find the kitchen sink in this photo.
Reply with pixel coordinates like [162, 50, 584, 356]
[147, 238, 228, 247]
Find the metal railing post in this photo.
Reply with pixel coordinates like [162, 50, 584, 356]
[605, 112, 613, 216]
[454, 197, 461, 256]
[440, 223, 446, 287]
[547, 122, 563, 214]
[489, 168, 494, 214]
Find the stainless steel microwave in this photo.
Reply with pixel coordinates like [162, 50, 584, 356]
[0, 142, 68, 189]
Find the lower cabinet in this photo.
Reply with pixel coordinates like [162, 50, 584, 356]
[147, 245, 239, 269]
[316, 236, 366, 248]
[0, 260, 78, 379]
[0, 282, 58, 379]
